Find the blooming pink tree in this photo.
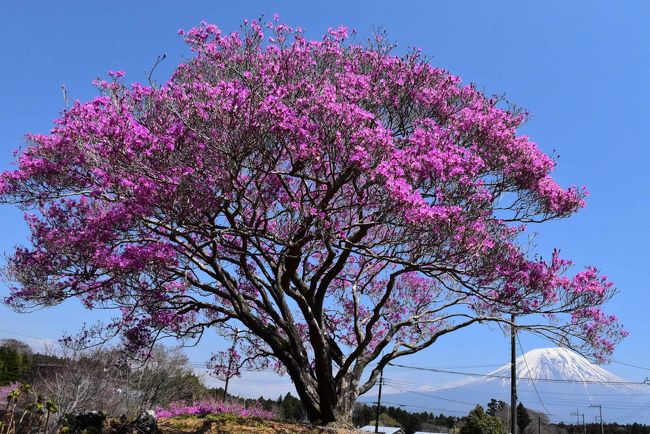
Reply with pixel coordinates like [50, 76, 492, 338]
[0, 19, 624, 425]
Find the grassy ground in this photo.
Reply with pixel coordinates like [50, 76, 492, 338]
[158, 414, 365, 434]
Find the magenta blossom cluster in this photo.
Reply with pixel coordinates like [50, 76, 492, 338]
[155, 399, 273, 419]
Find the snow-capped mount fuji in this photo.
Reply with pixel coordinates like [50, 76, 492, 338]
[470, 347, 625, 386]
[373, 347, 650, 423]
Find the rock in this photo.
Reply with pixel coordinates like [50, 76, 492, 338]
[61, 411, 107, 434]
[61, 410, 158, 434]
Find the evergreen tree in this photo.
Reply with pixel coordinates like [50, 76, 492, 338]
[487, 399, 507, 417]
[517, 403, 531, 433]
[460, 405, 505, 434]
[0, 342, 30, 385]
[281, 393, 304, 421]
[352, 403, 375, 428]
[378, 412, 402, 428]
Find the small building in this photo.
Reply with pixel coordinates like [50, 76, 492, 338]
[359, 426, 405, 434]
[414, 432, 449, 434]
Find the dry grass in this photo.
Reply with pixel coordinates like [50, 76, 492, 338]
[158, 414, 365, 434]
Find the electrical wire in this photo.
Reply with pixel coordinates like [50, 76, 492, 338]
[518, 335, 552, 416]
[386, 363, 505, 370]
[387, 363, 649, 386]
[380, 400, 468, 415]
[0, 327, 56, 342]
[383, 379, 650, 409]
[612, 360, 650, 372]
[382, 381, 478, 406]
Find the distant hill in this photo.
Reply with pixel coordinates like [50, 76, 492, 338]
[364, 347, 650, 424]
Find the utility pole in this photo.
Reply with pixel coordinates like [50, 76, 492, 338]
[590, 404, 604, 434]
[375, 369, 384, 434]
[570, 409, 582, 427]
[223, 328, 240, 399]
[538, 416, 541, 434]
[582, 413, 586, 434]
[510, 313, 517, 434]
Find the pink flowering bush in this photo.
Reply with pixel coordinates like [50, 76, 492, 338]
[0, 383, 19, 400]
[155, 399, 273, 419]
[0, 17, 624, 424]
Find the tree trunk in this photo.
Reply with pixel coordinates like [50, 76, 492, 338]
[310, 393, 355, 427]
[290, 373, 357, 426]
[332, 387, 357, 427]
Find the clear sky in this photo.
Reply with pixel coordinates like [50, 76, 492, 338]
[1, 1, 649, 421]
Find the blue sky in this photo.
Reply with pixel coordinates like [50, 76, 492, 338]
[1, 1, 649, 419]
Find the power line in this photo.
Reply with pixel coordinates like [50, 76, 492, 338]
[388, 363, 506, 370]
[387, 363, 649, 386]
[382, 382, 478, 406]
[515, 388, 650, 397]
[382, 378, 422, 387]
[0, 327, 56, 342]
[379, 380, 650, 410]
[618, 404, 650, 423]
[380, 400, 468, 415]
[382, 376, 650, 398]
[518, 335, 552, 416]
[379, 382, 627, 421]
[612, 360, 650, 372]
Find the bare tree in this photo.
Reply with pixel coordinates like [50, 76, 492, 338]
[33, 346, 126, 420]
[129, 346, 205, 411]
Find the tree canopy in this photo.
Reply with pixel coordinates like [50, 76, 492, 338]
[0, 18, 624, 424]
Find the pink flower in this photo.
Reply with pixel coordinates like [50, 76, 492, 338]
[155, 399, 273, 419]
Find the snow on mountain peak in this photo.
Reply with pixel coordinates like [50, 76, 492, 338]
[491, 347, 625, 384]
[438, 347, 626, 390]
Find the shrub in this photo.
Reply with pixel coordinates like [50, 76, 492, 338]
[155, 399, 273, 420]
